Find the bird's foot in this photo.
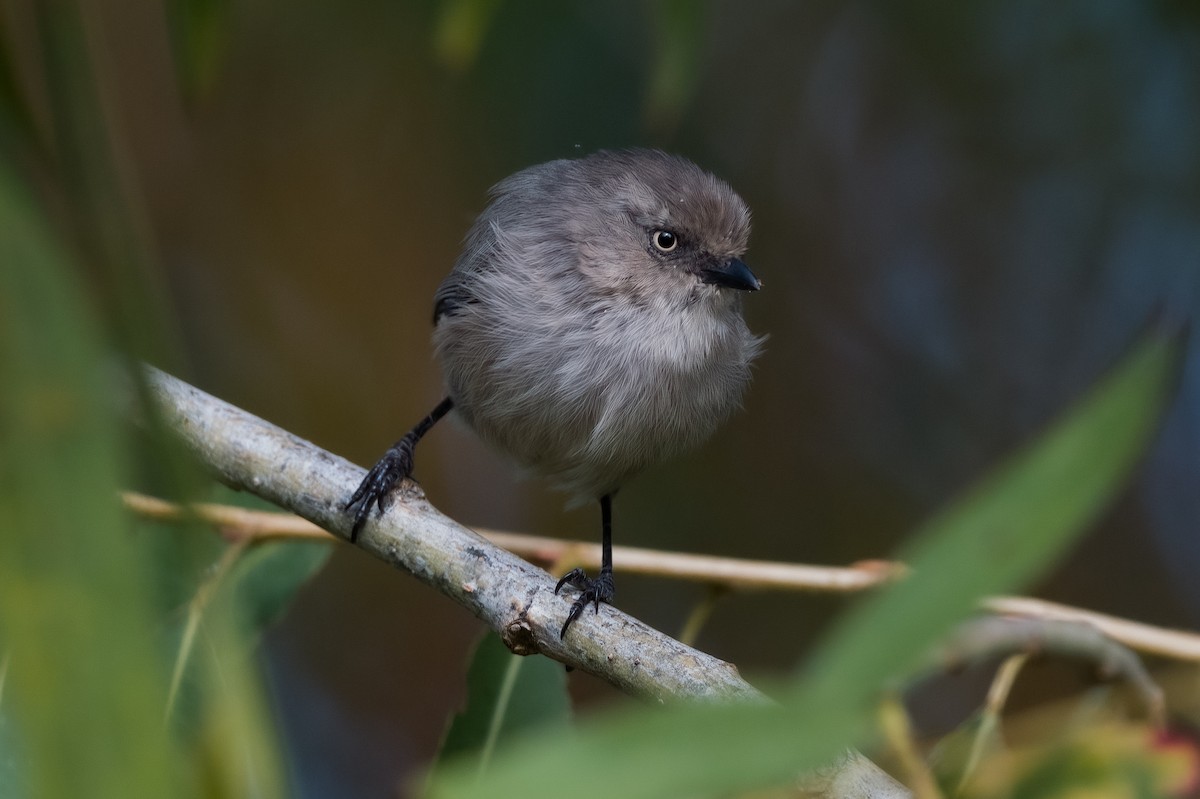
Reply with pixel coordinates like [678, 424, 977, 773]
[344, 436, 416, 542]
[554, 568, 614, 639]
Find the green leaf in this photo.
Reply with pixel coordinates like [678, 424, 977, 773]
[0, 155, 189, 798]
[428, 328, 1180, 799]
[166, 538, 332, 721]
[928, 708, 994, 793]
[798, 329, 1178, 698]
[220, 539, 333, 637]
[164, 0, 230, 100]
[428, 632, 571, 787]
[0, 135, 298, 799]
[434, 0, 504, 72]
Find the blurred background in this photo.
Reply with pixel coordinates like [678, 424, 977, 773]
[3, 1, 1198, 795]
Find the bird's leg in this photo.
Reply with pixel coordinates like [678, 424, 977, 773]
[344, 396, 454, 542]
[555, 493, 615, 638]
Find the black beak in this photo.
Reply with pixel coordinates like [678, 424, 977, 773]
[699, 258, 761, 292]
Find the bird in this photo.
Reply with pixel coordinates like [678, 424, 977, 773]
[346, 148, 763, 638]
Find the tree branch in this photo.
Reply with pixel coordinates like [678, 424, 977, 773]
[144, 367, 758, 701]
[143, 367, 912, 797]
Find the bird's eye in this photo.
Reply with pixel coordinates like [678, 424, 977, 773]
[652, 230, 678, 252]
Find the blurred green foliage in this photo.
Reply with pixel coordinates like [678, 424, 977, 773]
[0, 1, 1191, 797]
[0, 3, 324, 796]
[429, 329, 1179, 799]
[0, 147, 333, 796]
[426, 632, 570, 789]
[434, 0, 503, 72]
[0, 153, 189, 798]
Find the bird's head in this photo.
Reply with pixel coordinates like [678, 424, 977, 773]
[566, 149, 761, 303]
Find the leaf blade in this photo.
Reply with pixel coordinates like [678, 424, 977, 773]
[428, 632, 571, 788]
[429, 327, 1181, 799]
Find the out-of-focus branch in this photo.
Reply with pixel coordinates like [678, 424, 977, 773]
[120, 491, 900, 591]
[931, 617, 1166, 726]
[122, 490, 1200, 665]
[983, 596, 1200, 662]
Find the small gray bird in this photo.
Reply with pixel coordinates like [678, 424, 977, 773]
[347, 149, 763, 638]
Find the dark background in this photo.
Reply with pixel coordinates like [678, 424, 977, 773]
[8, 1, 1199, 795]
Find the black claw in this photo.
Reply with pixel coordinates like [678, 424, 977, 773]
[344, 398, 454, 542]
[344, 437, 415, 542]
[554, 567, 589, 595]
[555, 570, 614, 639]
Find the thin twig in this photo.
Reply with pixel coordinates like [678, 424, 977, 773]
[879, 693, 944, 799]
[120, 491, 899, 590]
[985, 596, 1200, 662]
[677, 586, 728, 647]
[931, 616, 1165, 727]
[123, 492, 334, 542]
[165, 537, 250, 721]
[121, 491, 1200, 666]
[985, 654, 1029, 714]
[956, 654, 1028, 793]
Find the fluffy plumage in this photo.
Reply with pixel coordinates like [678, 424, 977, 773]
[432, 149, 763, 502]
[346, 149, 762, 637]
